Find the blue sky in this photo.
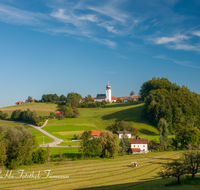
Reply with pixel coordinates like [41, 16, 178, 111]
[0, 0, 200, 107]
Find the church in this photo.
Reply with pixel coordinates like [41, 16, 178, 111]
[96, 82, 112, 102]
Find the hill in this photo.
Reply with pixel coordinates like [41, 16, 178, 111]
[0, 102, 162, 142]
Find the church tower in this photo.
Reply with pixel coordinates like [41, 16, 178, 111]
[106, 82, 111, 102]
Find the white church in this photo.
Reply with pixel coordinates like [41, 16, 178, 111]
[96, 82, 112, 102]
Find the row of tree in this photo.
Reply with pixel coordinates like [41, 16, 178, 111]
[11, 109, 40, 125]
[0, 125, 47, 169]
[78, 101, 106, 108]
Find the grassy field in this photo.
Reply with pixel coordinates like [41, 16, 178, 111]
[42, 103, 159, 141]
[0, 151, 199, 190]
[0, 120, 54, 145]
[0, 102, 58, 117]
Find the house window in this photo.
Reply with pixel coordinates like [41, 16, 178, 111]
[138, 145, 139, 147]
[134, 145, 135, 147]
[143, 145, 145, 147]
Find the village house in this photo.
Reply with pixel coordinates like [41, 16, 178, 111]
[15, 101, 24, 105]
[26, 99, 36, 103]
[111, 96, 117, 103]
[129, 138, 149, 154]
[116, 131, 132, 139]
[55, 111, 64, 115]
[81, 131, 102, 138]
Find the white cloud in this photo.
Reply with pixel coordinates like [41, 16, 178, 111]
[153, 35, 190, 44]
[192, 31, 200, 37]
[0, 4, 46, 25]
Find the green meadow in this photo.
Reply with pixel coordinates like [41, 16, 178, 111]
[0, 151, 199, 190]
[0, 102, 57, 117]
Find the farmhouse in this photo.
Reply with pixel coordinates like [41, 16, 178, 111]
[26, 99, 36, 103]
[116, 131, 132, 139]
[15, 101, 24, 105]
[55, 111, 64, 114]
[81, 131, 102, 138]
[129, 138, 149, 153]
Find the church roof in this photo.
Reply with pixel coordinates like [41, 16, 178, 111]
[96, 94, 106, 99]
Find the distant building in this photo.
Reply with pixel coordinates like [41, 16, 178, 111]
[15, 101, 24, 105]
[129, 138, 149, 153]
[116, 131, 132, 139]
[81, 131, 102, 138]
[55, 111, 64, 115]
[111, 96, 117, 102]
[96, 82, 112, 102]
[26, 99, 36, 103]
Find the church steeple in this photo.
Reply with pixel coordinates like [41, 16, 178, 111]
[106, 82, 111, 102]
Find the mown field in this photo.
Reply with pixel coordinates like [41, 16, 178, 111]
[0, 151, 199, 190]
[0, 102, 57, 117]
[0, 120, 54, 145]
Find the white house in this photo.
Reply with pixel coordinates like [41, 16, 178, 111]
[116, 131, 132, 139]
[129, 138, 149, 153]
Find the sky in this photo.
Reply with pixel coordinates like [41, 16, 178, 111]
[0, 0, 200, 108]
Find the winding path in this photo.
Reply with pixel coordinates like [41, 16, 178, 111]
[0, 119, 66, 147]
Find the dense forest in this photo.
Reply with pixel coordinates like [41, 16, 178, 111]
[140, 77, 200, 134]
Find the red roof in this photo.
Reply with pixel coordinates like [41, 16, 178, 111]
[91, 131, 102, 136]
[93, 97, 96, 100]
[131, 148, 141, 152]
[26, 99, 35, 101]
[81, 131, 102, 136]
[55, 111, 64, 114]
[16, 101, 23, 104]
[119, 97, 124, 100]
[111, 96, 117, 100]
[129, 139, 149, 144]
[130, 96, 138, 99]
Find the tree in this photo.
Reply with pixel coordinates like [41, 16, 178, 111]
[0, 111, 8, 119]
[117, 97, 122, 103]
[0, 131, 6, 166]
[85, 94, 94, 102]
[27, 96, 33, 102]
[158, 118, 169, 150]
[71, 98, 78, 110]
[99, 131, 119, 158]
[183, 150, 200, 179]
[158, 160, 187, 184]
[79, 131, 101, 158]
[130, 91, 135, 96]
[0, 125, 37, 168]
[119, 131, 130, 156]
[52, 93, 59, 101]
[176, 126, 200, 149]
[60, 94, 66, 101]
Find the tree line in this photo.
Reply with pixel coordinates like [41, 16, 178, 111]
[0, 125, 47, 169]
[140, 77, 200, 150]
[11, 109, 41, 125]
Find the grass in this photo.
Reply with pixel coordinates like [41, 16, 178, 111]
[1, 151, 198, 190]
[58, 141, 81, 146]
[0, 120, 54, 145]
[43, 103, 159, 140]
[43, 124, 96, 140]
